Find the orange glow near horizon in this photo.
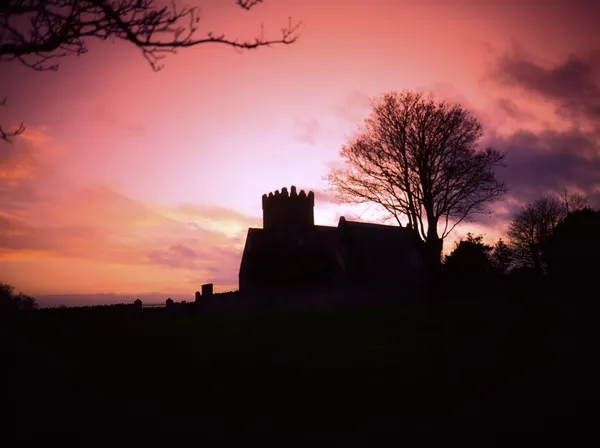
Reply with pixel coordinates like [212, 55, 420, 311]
[1, 0, 599, 306]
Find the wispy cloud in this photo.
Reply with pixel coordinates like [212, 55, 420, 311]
[332, 91, 371, 124]
[294, 119, 321, 146]
[311, 188, 340, 205]
[0, 130, 258, 294]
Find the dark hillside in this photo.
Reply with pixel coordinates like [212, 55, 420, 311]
[2, 298, 592, 442]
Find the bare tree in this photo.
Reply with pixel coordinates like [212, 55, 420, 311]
[507, 195, 564, 274]
[559, 188, 588, 215]
[507, 191, 589, 274]
[1, 0, 301, 141]
[327, 90, 507, 270]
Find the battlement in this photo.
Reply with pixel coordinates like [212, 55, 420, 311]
[262, 185, 315, 232]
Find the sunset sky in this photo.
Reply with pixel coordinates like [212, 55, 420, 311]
[1, 0, 599, 306]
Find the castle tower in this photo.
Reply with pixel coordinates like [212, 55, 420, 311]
[262, 185, 315, 233]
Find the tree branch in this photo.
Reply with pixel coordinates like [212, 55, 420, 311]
[0, 98, 26, 142]
[1, 0, 301, 141]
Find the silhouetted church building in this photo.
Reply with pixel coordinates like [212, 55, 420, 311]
[239, 186, 428, 295]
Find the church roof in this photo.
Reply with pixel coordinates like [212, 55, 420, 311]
[336, 217, 426, 277]
[239, 216, 427, 292]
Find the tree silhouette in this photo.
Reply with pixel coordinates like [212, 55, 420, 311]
[491, 238, 513, 275]
[444, 233, 493, 283]
[0, 282, 38, 312]
[544, 207, 600, 293]
[0, 0, 300, 142]
[507, 192, 587, 274]
[327, 90, 507, 272]
[508, 195, 563, 275]
[559, 188, 589, 215]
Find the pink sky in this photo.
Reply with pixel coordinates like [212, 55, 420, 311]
[1, 0, 599, 306]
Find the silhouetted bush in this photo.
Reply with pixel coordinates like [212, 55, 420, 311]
[0, 283, 38, 315]
[443, 234, 495, 297]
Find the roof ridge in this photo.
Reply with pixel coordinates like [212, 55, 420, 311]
[343, 219, 405, 229]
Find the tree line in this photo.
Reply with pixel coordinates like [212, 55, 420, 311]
[0, 282, 38, 313]
[327, 90, 599, 297]
[443, 203, 599, 298]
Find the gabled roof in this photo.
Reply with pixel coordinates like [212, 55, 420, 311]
[337, 216, 427, 276]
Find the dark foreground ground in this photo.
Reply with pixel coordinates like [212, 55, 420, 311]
[2, 297, 595, 443]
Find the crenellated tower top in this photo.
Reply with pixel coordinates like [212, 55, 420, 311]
[262, 185, 315, 233]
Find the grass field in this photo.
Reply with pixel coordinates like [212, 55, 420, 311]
[2, 298, 591, 442]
